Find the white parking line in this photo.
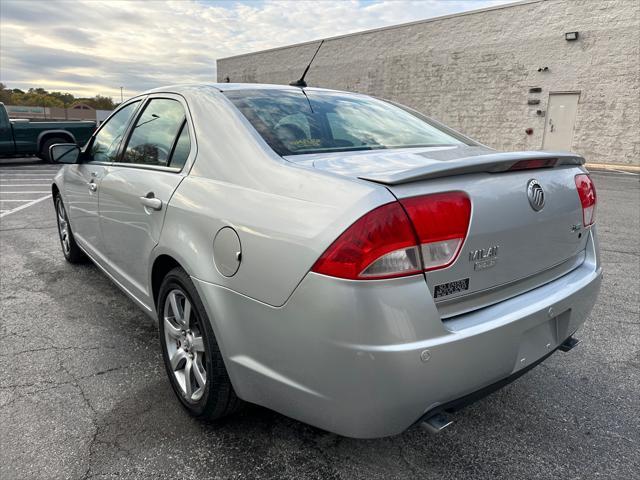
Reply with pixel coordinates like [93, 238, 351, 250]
[0, 195, 52, 218]
[0, 160, 56, 219]
[0, 170, 59, 173]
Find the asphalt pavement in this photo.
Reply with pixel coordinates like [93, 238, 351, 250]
[0, 158, 638, 480]
[0, 157, 56, 219]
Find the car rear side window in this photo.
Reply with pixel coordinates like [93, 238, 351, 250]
[169, 121, 191, 169]
[90, 101, 140, 163]
[120, 98, 187, 168]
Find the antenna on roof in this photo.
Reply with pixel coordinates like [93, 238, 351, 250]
[289, 40, 324, 88]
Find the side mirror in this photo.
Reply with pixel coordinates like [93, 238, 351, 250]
[50, 143, 80, 164]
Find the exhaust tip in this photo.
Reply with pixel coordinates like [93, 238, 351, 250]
[559, 336, 580, 352]
[420, 412, 454, 434]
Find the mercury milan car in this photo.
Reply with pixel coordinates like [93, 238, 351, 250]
[49, 84, 601, 438]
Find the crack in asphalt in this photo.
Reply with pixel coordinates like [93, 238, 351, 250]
[398, 437, 421, 477]
[0, 381, 75, 409]
[0, 362, 141, 390]
[616, 319, 640, 325]
[57, 358, 100, 480]
[0, 344, 117, 358]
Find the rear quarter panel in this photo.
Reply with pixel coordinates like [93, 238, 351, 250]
[158, 169, 393, 307]
[150, 86, 395, 307]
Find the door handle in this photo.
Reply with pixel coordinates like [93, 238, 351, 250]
[88, 182, 97, 192]
[139, 195, 162, 211]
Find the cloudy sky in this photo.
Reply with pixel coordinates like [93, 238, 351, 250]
[0, 0, 510, 99]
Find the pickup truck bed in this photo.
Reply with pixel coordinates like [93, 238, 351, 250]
[0, 103, 95, 161]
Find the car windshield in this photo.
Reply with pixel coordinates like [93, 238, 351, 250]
[223, 89, 466, 156]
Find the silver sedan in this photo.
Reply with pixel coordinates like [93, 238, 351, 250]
[50, 84, 601, 438]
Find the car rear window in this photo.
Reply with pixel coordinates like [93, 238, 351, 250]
[223, 89, 466, 156]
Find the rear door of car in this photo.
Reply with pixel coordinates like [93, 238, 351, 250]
[98, 94, 195, 306]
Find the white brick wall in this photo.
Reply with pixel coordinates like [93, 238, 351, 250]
[217, 0, 639, 166]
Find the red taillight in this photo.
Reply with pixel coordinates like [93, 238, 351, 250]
[311, 202, 421, 280]
[400, 192, 471, 271]
[575, 174, 596, 226]
[311, 192, 471, 280]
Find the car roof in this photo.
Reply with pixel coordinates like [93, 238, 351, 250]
[144, 83, 351, 96]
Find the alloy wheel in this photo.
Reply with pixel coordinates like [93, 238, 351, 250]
[56, 198, 71, 256]
[163, 289, 207, 402]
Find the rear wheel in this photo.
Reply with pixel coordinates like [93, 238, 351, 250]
[158, 267, 241, 419]
[39, 137, 68, 163]
[55, 195, 86, 263]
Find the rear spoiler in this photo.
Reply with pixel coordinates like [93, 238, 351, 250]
[358, 151, 585, 185]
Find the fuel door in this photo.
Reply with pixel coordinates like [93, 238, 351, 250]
[213, 227, 242, 277]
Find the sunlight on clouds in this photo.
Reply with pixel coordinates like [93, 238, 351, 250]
[18, 78, 111, 98]
[0, 0, 511, 99]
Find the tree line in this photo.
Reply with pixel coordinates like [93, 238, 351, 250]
[0, 83, 116, 110]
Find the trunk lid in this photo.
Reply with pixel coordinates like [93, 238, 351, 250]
[287, 147, 589, 317]
[286, 145, 585, 183]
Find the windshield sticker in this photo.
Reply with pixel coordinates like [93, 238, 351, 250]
[289, 138, 321, 148]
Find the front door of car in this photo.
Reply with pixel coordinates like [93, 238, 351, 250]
[98, 96, 193, 306]
[64, 100, 142, 259]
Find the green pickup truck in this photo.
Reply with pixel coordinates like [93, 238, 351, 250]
[0, 103, 95, 162]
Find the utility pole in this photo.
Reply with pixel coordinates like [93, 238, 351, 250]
[120, 86, 123, 103]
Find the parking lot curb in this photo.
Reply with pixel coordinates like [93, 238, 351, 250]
[586, 162, 640, 173]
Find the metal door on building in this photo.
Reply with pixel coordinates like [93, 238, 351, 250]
[542, 92, 580, 151]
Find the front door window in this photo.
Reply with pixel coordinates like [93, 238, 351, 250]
[90, 101, 141, 163]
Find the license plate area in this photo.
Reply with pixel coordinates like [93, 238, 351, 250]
[514, 309, 571, 371]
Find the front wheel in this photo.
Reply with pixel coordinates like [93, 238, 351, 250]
[55, 195, 86, 263]
[158, 267, 241, 419]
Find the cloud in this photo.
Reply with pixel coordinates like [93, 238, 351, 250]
[0, 0, 511, 99]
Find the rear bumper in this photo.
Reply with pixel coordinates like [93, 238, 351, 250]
[193, 229, 602, 438]
[418, 336, 568, 425]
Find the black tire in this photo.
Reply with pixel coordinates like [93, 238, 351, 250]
[54, 195, 86, 264]
[39, 137, 68, 163]
[158, 267, 241, 420]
